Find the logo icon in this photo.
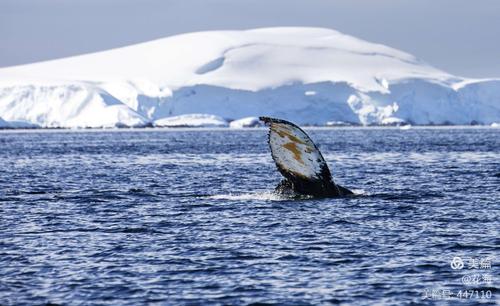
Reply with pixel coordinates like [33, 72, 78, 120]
[451, 256, 464, 270]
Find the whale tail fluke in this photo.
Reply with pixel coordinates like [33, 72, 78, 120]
[260, 116, 353, 197]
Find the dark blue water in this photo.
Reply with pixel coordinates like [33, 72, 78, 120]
[1, 127, 498, 305]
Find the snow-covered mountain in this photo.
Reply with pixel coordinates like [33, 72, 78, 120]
[0, 27, 498, 128]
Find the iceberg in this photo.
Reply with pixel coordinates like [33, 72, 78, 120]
[154, 114, 228, 127]
[229, 117, 262, 128]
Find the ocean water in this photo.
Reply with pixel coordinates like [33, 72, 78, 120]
[0, 127, 498, 305]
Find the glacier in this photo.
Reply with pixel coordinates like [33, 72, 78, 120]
[0, 27, 498, 128]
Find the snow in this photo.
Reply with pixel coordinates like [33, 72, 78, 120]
[0, 27, 498, 128]
[381, 117, 408, 126]
[325, 121, 354, 127]
[0, 84, 148, 128]
[154, 114, 228, 127]
[0, 116, 37, 128]
[229, 117, 262, 128]
[399, 124, 412, 130]
[0, 117, 9, 128]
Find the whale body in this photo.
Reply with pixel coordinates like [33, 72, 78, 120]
[260, 116, 353, 197]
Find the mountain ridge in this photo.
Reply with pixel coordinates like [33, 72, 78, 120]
[0, 27, 498, 128]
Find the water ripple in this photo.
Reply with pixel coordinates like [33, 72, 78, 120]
[0, 128, 498, 305]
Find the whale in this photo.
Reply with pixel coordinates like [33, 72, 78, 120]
[260, 116, 353, 197]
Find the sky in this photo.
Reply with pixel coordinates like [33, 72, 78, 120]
[1, 0, 499, 78]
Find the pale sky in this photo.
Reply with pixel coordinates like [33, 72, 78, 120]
[1, 0, 499, 77]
